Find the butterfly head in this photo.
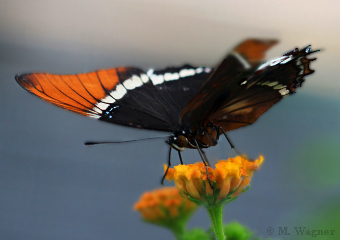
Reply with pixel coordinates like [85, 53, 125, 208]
[167, 131, 190, 151]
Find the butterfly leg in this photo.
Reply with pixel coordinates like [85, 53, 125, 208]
[161, 147, 172, 185]
[201, 150, 210, 166]
[193, 139, 214, 189]
[178, 151, 184, 165]
[219, 127, 241, 155]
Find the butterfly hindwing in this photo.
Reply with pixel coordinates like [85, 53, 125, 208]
[179, 39, 278, 129]
[191, 46, 317, 132]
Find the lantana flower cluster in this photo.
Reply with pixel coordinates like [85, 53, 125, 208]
[164, 156, 263, 207]
[134, 187, 198, 224]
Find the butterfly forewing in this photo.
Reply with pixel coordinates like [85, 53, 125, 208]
[151, 65, 212, 113]
[16, 65, 212, 132]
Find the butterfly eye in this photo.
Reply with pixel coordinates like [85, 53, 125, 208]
[199, 128, 206, 136]
[168, 136, 176, 142]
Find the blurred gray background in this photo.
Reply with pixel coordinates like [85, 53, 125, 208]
[1, 1, 340, 239]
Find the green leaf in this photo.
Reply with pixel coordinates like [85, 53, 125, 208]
[223, 221, 254, 240]
[207, 221, 270, 240]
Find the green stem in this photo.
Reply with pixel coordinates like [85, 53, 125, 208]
[168, 218, 186, 240]
[153, 209, 196, 240]
[207, 205, 226, 240]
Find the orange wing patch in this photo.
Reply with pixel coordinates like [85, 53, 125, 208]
[16, 68, 127, 118]
[234, 39, 278, 66]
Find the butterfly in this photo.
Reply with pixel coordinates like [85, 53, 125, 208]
[16, 39, 318, 179]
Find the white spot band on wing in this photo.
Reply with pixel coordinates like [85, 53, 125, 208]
[88, 114, 101, 119]
[101, 95, 116, 103]
[95, 102, 109, 111]
[164, 72, 180, 81]
[90, 65, 209, 116]
[273, 84, 286, 90]
[123, 75, 143, 90]
[147, 67, 203, 85]
[150, 74, 164, 85]
[230, 51, 251, 70]
[146, 69, 154, 76]
[90, 71, 150, 116]
[92, 94, 116, 116]
[266, 81, 278, 87]
[257, 55, 293, 71]
[195, 67, 203, 74]
[110, 84, 127, 99]
[280, 56, 293, 64]
[140, 74, 149, 83]
[179, 69, 195, 78]
[279, 88, 290, 96]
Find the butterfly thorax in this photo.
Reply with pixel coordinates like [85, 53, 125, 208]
[168, 122, 219, 151]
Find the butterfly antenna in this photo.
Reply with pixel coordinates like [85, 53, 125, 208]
[84, 135, 169, 145]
